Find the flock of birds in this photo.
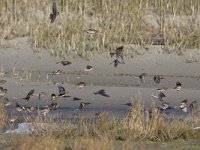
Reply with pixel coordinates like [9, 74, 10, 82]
[0, 0, 199, 125]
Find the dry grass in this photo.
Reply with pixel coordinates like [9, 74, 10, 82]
[0, 0, 200, 59]
[1, 99, 200, 149]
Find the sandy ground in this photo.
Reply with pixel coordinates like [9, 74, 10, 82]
[0, 37, 200, 119]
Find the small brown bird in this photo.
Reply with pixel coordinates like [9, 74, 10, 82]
[157, 87, 168, 92]
[0, 80, 6, 85]
[174, 81, 182, 91]
[153, 75, 164, 84]
[0, 86, 7, 98]
[83, 29, 98, 34]
[22, 89, 35, 101]
[50, 0, 59, 23]
[79, 101, 91, 109]
[179, 99, 197, 113]
[85, 65, 93, 72]
[58, 85, 69, 97]
[49, 69, 64, 76]
[77, 82, 86, 89]
[56, 60, 72, 66]
[151, 92, 166, 101]
[15, 102, 25, 112]
[138, 73, 146, 84]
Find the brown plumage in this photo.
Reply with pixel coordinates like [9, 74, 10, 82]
[50, 0, 59, 23]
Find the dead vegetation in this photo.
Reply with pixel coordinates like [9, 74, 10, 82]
[0, 0, 200, 59]
[0, 100, 199, 149]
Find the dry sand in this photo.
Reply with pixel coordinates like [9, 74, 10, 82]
[0, 37, 200, 118]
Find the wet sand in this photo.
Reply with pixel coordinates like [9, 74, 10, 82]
[0, 37, 200, 119]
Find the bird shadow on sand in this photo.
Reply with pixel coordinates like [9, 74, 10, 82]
[72, 97, 82, 101]
[94, 89, 110, 97]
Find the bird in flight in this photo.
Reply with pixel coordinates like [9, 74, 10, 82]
[22, 89, 35, 101]
[50, 0, 59, 23]
[58, 85, 69, 97]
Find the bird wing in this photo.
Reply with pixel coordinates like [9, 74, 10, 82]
[27, 89, 34, 96]
[115, 46, 124, 53]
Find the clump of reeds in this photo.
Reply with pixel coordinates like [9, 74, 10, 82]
[2, 99, 200, 149]
[1, 0, 200, 59]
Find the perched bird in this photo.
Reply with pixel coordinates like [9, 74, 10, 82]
[83, 29, 98, 34]
[151, 92, 166, 101]
[153, 75, 164, 84]
[0, 80, 6, 85]
[157, 87, 168, 92]
[77, 82, 86, 89]
[0, 86, 7, 98]
[56, 60, 72, 66]
[58, 85, 69, 97]
[174, 81, 182, 91]
[138, 73, 146, 84]
[50, 0, 59, 23]
[85, 65, 93, 72]
[179, 99, 197, 113]
[51, 69, 64, 76]
[22, 89, 34, 101]
[94, 89, 110, 97]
